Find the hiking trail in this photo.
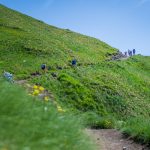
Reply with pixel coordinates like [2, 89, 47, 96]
[14, 68, 148, 150]
[86, 129, 149, 150]
[110, 51, 129, 61]
[15, 78, 55, 101]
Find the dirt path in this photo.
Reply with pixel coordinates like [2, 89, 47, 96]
[15, 80, 27, 85]
[86, 129, 149, 150]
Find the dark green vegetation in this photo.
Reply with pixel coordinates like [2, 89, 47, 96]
[0, 4, 150, 147]
[122, 117, 150, 144]
[0, 80, 95, 150]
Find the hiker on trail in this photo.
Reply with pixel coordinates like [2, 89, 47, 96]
[130, 50, 132, 56]
[41, 64, 46, 73]
[3, 71, 14, 83]
[133, 49, 136, 55]
[72, 59, 77, 67]
[128, 49, 130, 56]
[124, 51, 127, 57]
[128, 50, 133, 57]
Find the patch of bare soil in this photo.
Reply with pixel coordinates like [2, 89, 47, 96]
[86, 129, 149, 150]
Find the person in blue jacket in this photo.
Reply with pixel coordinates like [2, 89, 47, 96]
[3, 71, 14, 83]
[72, 59, 77, 66]
[41, 64, 46, 72]
[133, 49, 136, 55]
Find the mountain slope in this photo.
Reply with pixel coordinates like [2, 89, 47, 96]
[0, 4, 150, 145]
[0, 4, 116, 78]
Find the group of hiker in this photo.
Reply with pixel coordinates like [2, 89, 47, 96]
[124, 49, 136, 57]
[41, 59, 77, 72]
[3, 59, 77, 83]
[3, 47, 137, 82]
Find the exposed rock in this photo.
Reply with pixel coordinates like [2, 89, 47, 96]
[30, 71, 41, 76]
[110, 51, 127, 61]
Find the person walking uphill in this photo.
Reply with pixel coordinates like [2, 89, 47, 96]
[128, 49, 133, 57]
[72, 59, 77, 67]
[124, 51, 127, 57]
[133, 49, 136, 55]
[41, 64, 46, 73]
[128, 49, 130, 56]
[130, 50, 132, 56]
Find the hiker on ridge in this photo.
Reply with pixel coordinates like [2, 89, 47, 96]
[130, 50, 133, 56]
[133, 49, 136, 55]
[128, 49, 130, 56]
[124, 51, 127, 57]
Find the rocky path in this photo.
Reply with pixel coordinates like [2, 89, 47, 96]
[86, 129, 149, 150]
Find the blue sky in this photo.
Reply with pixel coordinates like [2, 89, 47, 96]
[0, 0, 150, 56]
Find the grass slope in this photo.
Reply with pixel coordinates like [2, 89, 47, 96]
[0, 4, 150, 146]
[0, 4, 116, 79]
[0, 80, 95, 150]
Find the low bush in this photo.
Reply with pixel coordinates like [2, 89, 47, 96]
[80, 112, 115, 129]
[121, 117, 150, 144]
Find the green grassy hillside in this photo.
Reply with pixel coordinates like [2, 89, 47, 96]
[0, 80, 95, 150]
[0, 4, 116, 79]
[0, 4, 150, 146]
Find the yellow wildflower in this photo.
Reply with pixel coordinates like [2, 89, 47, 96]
[39, 86, 44, 92]
[33, 89, 40, 96]
[44, 96, 49, 102]
[57, 106, 65, 112]
[33, 85, 38, 89]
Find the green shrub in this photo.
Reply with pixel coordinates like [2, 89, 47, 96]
[121, 117, 150, 144]
[58, 73, 96, 111]
[80, 112, 115, 129]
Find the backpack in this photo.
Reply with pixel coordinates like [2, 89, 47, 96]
[3, 72, 13, 82]
[41, 64, 46, 70]
[72, 59, 77, 65]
